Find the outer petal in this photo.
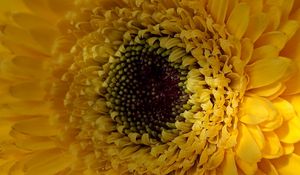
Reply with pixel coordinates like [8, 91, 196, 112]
[226, 3, 250, 39]
[272, 154, 300, 174]
[218, 149, 238, 175]
[275, 115, 300, 143]
[246, 57, 292, 89]
[262, 132, 283, 159]
[239, 96, 276, 125]
[208, 0, 228, 24]
[12, 117, 60, 137]
[236, 123, 262, 164]
[244, 12, 268, 42]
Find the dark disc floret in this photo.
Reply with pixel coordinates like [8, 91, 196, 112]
[106, 41, 190, 140]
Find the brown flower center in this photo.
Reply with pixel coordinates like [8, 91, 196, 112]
[106, 42, 190, 139]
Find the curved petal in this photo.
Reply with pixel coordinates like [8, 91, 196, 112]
[246, 57, 293, 89]
[273, 98, 297, 121]
[239, 96, 276, 125]
[258, 159, 279, 175]
[251, 45, 279, 63]
[271, 153, 300, 174]
[226, 3, 250, 39]
[24, 149, 73, 175]
[262, 132, 283, 159]
[244, 12, 268, 42]
[208, 0, 228, 24]
[275, 115, 300, 143]
[12, 117, 60, 137]
[236, 123, 262, 164]
[255, 31, 288, 51]
[218, 149, 238, 175]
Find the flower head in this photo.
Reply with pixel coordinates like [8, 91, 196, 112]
[1, 0, 300, 174]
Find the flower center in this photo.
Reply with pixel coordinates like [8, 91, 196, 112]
[105, 42, 189, 139]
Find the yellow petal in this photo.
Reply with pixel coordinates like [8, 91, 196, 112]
[0, 0, 29, 22]
[244, 12, 268, 42]
[275, 115, 300, 143]
[273, 97, 296, 121]
[255, 31, 288, 51]
[0, 55, 48, 80]
[240, 38, 253, 65]
[1, 25, 50, 55]
[15, 137, 57, 151]
[279, 20, 299, 40]
[251, 45, 279, 63]
[12, 117, 59, 137]
[241, 0, 263, 14]
[271, 154, 300, 174]
[250, 82, 283, 99]
[259, 110, 283, 132]
[47, 0, 74, 15]
[218, 149, 238, 175]
[281, 28, 300, 95]
[25, 150, 72, 175]
[236, 123, 262, 164]
[226, 3, 250, 39]
[22, 0, 58, 22]
[265, 6, 281, 32]
[0, 101, 50, 116]
[282, 143, 294, 155]
[206, 148, 225, 170]
[286, 94, 300, 118]
[12, 13, 51, 29]
[247, 125, 265, 151]
[280, 0, 294, 21]
[246, 57, 292, 89]
[0, 120, 14, 140]
[9, 82, 46, 100]
[29, 27, 57, 52]
[236, 156, 258, 175]
[239, 96, 276, 125]
[262, 132, 283, 159]
[258, 159, 279, 175]
[208, 0, 228, 24]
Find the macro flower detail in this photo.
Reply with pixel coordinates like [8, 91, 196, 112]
[1, 0, 300, 174]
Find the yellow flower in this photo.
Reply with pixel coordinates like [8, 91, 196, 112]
[1, 0, 300, 174]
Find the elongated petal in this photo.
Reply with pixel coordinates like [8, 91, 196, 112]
[226, 3, 250, 39]
[218, 149, 238, 175]
[12, 117, 59, 136]
[0, 0, 29, 21]
[272, 154, 300, 174]
[251, 45, 279, 63]
[286, 94, 300, 118]
[273, 98, 297, 121]
[247, 125, 265, 151]
[250, 82, 283, 99]
[12, 13, 51, 28]
[241, 0, 263, 14]
[279, 20, 299, 40]
[239, 96, 276, 125]
[236, 123, 262, 164]
[208, 0, 228, 24]
[275, 115, 300, 143]
[281, 28, 300, 95]
[25, 150, 73, 175]
[245, 12, 268, 42]
[262, 132, 283, 159]
[255, 31, 288, 50]
[246, 57, 292, 89]
[9, 82, 46, 100]
[258, 159, 279, 175]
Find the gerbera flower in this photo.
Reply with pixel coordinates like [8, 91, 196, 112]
[1, 0, 300, 174]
